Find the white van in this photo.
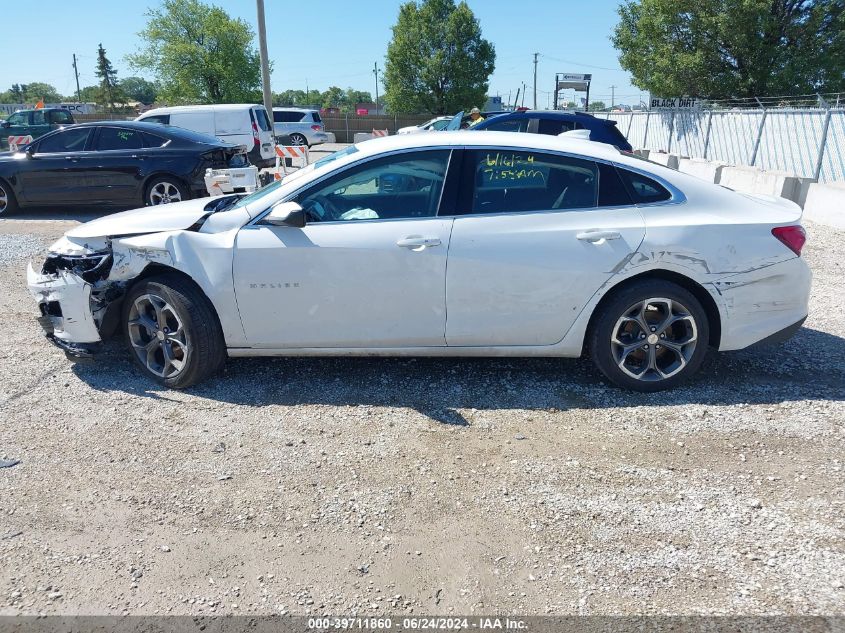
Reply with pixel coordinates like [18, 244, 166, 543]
[136, 104, 275, 167]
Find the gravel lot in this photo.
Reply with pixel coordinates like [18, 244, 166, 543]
[0, 212, 843, 617]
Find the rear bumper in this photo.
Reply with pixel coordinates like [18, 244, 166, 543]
[712, 257, 812, 351]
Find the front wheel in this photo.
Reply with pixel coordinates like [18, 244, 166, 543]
[0, 179, 19, 216]
[589, 280, 710, 391]
[123, 274, 226, 388]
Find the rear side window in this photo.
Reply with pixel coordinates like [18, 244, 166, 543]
[618, 168, 672, 203]
[459, 149, 598, 214]
[49, 110, 74, 124]
[31, 110, 46, 125]
[96, 127, 144, 151]
[142, 132, 169, 147]
[273, 110, 305, 123]
[311, 111, 322, 123]
[537, 119, 582, 135]
[143, 114, 170, 125]
[484, 118, 528, 133]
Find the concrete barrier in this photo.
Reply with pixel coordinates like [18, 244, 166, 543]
[795, 177, 817, 207]
[353, 132, 374, 143]
[678, 158, 724, 183]
[718, 166, 799, 200]
[634, 149, 650, 160]
[802, 181, 845, 229]
[648, 152, 681, 170]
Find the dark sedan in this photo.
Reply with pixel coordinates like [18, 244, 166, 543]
[0, 121, 249, 215]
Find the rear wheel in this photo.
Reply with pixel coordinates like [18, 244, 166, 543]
[145, 176, 190, 206]
[0, 179, 19, 216]
[589, 280, 710, 391]
[123, 274, 225, 388]
[288, 133, 308, 147]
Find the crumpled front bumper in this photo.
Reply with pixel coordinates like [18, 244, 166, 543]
[27, 262, 102, 348]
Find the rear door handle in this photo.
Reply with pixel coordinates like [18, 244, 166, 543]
[396, 236, 441, 249]
[130, 154, 147, 160]
[576, 230, 622, 243]
[64, 156, 79, 162]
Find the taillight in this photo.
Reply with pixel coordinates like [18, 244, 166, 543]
[772, 225, 806, 256]
[311, 124, 322, 131]
[251, 120, 260, 146]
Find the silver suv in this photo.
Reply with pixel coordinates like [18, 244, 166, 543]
[272, 108, 329, 147]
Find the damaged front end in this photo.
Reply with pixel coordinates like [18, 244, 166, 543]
[27, 236, 126, 359]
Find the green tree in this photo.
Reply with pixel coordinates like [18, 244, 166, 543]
[120, 77, 159, 104]
[612, 0, 845, 99]
[588, 100, 607, 111]
[0, 83, 65, 103]
[128, 0, 262, 104]
[78, 85, 100, 102]
[322, 86, 345, 109]
[384, 0, 496, 114]
[95, 44, 123, 111]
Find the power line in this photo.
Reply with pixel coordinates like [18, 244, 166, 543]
[539, 53, 623, 72]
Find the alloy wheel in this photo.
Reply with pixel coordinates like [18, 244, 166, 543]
[149, 181, 182, 205]
[610, 297, 698, 382]
[0, 184, 8, 213]
[127, 293, 189, 379]
[289, 134, 307, 146]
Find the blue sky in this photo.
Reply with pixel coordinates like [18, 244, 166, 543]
[1, 0, 646, 108]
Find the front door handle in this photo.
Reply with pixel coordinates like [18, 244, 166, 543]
[396, 236, 441, 249]
[576, 230, 622, 243]
[130, 154, 147, 160]
[64, 156, 79, 163]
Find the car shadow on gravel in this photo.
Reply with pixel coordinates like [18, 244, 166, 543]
[71, 326, 845, 425]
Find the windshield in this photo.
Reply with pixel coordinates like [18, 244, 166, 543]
[229, 144, 360, 211]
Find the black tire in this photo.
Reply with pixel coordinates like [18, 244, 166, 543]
[288, 133, 308, 147]
[0, 179, 19, 216]
[122, 274, 226, 389]
[144, 176, 191, 207]
[588, 280, 710, 392]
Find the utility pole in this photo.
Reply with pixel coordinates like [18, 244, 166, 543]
[255, 0, 273, 121]
[610, 85, 617, 108]
[532, 52, 538, 110]
[373, 62, 379, 113]
[72, 54, 81, 102]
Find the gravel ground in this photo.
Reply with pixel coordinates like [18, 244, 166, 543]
[0, 215, 842, 617]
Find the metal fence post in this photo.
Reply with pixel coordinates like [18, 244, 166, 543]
[345, 113, 349, 143]
[642, 110, 651, 148]
[749, 102, 767, 166]
[813, 108, 833, 181]
[626, 112, 634, 139]
[702, 110, 714, 159]
[667, 111, 675, 153]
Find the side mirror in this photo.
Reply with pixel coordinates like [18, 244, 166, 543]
[264, 201, 306, 228]
[1, 121, 9, 129]
[25, 145, 35, 158]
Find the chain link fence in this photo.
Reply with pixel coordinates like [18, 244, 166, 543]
[607, 108, 845, 183]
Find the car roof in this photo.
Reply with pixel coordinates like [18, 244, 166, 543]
[354, 129, 625, 162]
[68, 120, 235, 146]
[274, 107, 317, 112]
[489, 110, 600, 121]
[139, 104, 262, 114]
[12, 108, 67, 113]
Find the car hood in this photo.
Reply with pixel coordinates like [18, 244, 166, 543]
[66, 198, 218, 239]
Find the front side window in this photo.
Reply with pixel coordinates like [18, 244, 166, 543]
[143, 114, 170, 125]
[36, 128, 91, 153]
[7, 112, 28, 126]
[459, 149, 598, 215]
[431, 119, 451, 131]
[96, 127, 144, 151]
[295, 150, 451, 222]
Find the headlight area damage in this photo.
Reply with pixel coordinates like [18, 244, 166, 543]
[27, 235, 174, 359]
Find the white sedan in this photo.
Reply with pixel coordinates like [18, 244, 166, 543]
[397, 116, 453, 134]
[27, 131, 811, 391]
